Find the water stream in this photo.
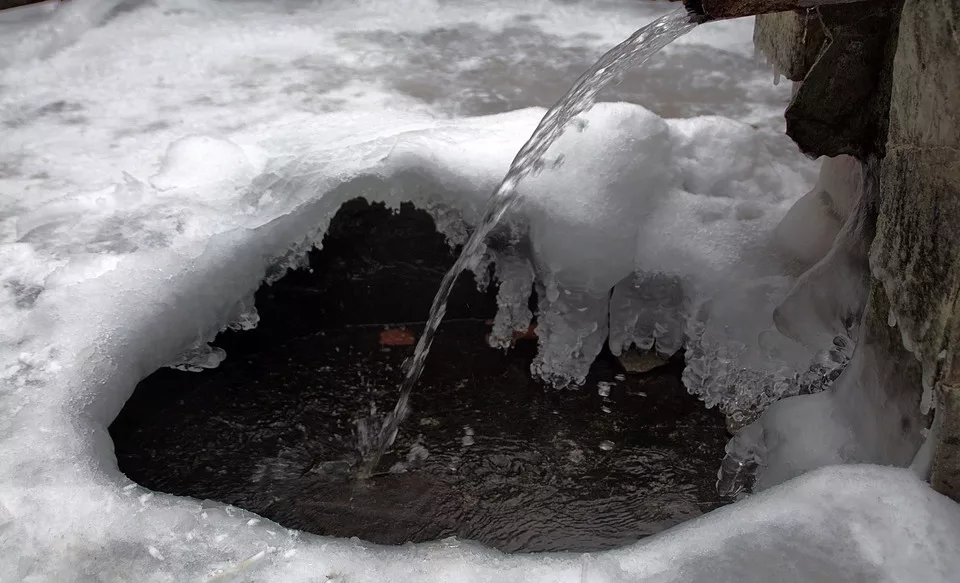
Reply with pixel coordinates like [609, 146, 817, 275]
[360, 8, 699, 477]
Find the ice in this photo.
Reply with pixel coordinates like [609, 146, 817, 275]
[227, 293, 261, 332]
[774, 156, 874, 352]
[496, 105, 820, 391]
[2, 0, 954, 579]
[818, 155, 863, 219]
[720, 303, 926, 495]
[609, 272, 687, 358]
[488, 253, 535, 350]
[680, 155, 868, 424]
[121, 101, 823, 400]
[720, 158, 917, 491]
[532, 282, 611, 386]
[774, 155, 862, 268]
[168, 342, 228, 372]
[519, 105, 675, 384]
[775, 190, 845, 267]
[716, 158, 887, 489]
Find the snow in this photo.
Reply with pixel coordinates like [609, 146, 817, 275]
[0, 0, 956, 580]
[0, 0, 123, 68]
[517, 107, 814, 388]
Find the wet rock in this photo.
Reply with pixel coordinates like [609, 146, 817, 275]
[617, 348, 670, 374]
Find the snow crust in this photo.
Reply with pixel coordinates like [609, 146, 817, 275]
[1, 0, 955, 580]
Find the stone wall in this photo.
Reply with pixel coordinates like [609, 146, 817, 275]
[754, 0, 904, 158]
[872, 0, 960, 500]
[755, 0, 960, 499]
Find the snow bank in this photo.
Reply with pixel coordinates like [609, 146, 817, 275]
[1, 100, 950, 582]
[2, 0, 953, 580]
[4, 98, 818, 400]
[0, 0, 818, 432]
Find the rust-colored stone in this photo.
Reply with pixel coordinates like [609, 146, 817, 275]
[379, 328, 416, 346]
[511, 324, 538, 341]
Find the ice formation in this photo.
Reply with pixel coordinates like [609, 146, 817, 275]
[716, 156, 931, 496]
[257, 103, 818, 412]
[719, 293, 926, 496]
[1, 0, 955, 579]
[229, 101, 825, 419]
[514, 109, 823, 410]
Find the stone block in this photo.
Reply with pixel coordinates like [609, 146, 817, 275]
[870, 0, 960, 499]
[753, 10, 825, 82]
[784, 0, 904, 158]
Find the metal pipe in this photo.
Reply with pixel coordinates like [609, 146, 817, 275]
[682, 0, 869, 22]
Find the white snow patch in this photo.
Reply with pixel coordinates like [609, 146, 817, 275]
[1, 1, 953, 580]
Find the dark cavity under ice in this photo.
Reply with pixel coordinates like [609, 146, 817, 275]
[109, 199, 731, 552]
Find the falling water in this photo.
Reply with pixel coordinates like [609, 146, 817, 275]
[359, 8, 699, 478]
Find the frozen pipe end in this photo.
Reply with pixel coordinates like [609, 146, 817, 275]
[682, 0, 711, 24]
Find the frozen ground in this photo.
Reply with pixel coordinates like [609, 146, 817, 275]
[0, 0, 957, 581]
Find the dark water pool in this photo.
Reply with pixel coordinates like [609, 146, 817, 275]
[110, 198, 730, 553]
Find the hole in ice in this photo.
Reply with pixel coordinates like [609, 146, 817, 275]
[109, 198, 731, 553]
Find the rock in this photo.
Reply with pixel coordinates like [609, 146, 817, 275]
[617, 348, 669, 374]
[380, 328, 416, 346]
[869, 0, 960, 501]
[753, 10, 825, 82]
[784, 0, 905, 159]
